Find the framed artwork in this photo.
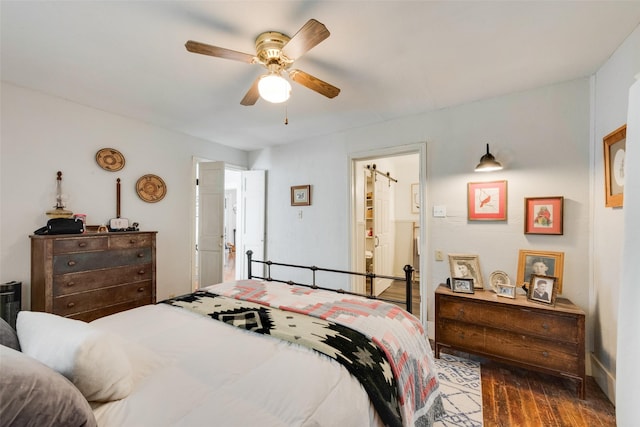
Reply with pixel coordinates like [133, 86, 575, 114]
[496, 283, 516, 299]
[411, 183, 420, 213]
[603, 124, 626, 208]
[451, 278, 474, 294]
[448, 254, 483, 289]
[524, 196, 564, 235]
[527, 274, 558, 305]
[489, 270, 510, 292]
[517, 249, 564, 293]
[291, 185, 311, 206]
[467, 180, 507, 221]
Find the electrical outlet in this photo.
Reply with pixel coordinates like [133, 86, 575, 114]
[435, 250, 444, 261]
[298, 210, 303, 219]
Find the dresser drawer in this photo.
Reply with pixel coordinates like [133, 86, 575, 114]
[485, 329, 580, 373]
[53, 263, 153, 296]
[53, 236, 108, 254]
[437, 320, 486, 353]
[438, 296, 578, 342]
[109, 234, 154, 249]
[53, 281, 153, 317]
[53, 247, 152, 274]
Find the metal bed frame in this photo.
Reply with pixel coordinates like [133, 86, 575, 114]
[246, 250, 415, 314]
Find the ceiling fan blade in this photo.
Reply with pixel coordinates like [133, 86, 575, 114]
[185, 40, 255, 64]
[240, 76, 261, 106]
[281, 19, 330, 60]
[289, 69, 340, 99]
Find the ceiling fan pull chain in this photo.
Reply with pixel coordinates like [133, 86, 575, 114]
[284, 105, 289, 125]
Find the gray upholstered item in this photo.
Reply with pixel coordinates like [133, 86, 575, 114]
[0, 316, 20, 351]
[0, 345, 98, 427]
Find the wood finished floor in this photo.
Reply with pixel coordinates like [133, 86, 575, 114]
[380, 281, 617, 426]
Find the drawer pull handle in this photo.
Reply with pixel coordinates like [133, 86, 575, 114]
[78, 242, 87, 248]
[66, 282, 75, 287]
[542, 323, 549, 330]
[129, 239, 137, 244]
[542, 351, 549, 358]
[458, 333, 465, 339]
[138, 270, 145, 275]
[67, 302, 75, 308]
[67, 260, 76, 266]
[137, 287, 145, 292]
[137, 253, 145, 258]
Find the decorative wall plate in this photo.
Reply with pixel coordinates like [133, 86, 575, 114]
[95, 148, 125, 171]
[136, 174, 166, 203]
[489, 270, 511, 292]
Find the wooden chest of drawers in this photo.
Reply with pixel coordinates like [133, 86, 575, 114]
[30, 232, 157, 322]
[435, 284, 585, 398]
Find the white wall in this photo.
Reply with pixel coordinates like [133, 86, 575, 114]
[251, 78, 592, 344]
[617, 76, 640, 426]
[0, 83, 247, 304]
[592, 26, 640, 403]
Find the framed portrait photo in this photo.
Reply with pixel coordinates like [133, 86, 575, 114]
[448, 254, 483, 289]
[451, 278, 475, 294]
[524, 196, 564, 235]
[467, 180, 507, 221]
[527, 274, 558, 305]
[603, 124, 626, 208]
[517, 249, 564, 293]
[291, 185, 311, 206]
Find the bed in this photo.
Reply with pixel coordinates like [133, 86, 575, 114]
[1, 257, 444, 427]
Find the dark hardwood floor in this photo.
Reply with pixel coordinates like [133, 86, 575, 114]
[380, 281, 617, 426]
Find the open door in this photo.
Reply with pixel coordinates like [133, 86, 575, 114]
[197, 161, 225, 288]
[236, 170, 266, 279]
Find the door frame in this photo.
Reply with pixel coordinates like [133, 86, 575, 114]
[348, 142, 428, 321]
[191, 157, 247, 291]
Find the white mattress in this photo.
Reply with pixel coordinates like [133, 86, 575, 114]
[90, 303, 383, 427]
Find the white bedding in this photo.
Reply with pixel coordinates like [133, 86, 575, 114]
[90, 302, 383, 427]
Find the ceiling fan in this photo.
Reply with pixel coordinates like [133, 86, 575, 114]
[185, 19, 340, 105]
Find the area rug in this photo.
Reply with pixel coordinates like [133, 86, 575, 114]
[434, 353, 483, 427]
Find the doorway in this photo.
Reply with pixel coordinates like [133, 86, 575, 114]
[350, 145, 425, 318]
[192, 161, 265, 291]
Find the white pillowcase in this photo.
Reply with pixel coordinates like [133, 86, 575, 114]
[16, 311, 134, 402]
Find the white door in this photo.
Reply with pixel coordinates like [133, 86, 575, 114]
[236, 170, 266, 279]
[197, 161, 225, 288]
[374, 173, 393, 294]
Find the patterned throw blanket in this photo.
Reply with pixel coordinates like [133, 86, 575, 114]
[162, 280, 444, 427]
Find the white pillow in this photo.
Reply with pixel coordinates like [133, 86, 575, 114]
[16, 311, 133, 402]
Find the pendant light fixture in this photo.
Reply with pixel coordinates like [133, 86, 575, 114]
[475, 143, 503, 172]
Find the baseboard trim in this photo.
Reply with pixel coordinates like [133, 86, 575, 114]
[590, 352, 616, 404]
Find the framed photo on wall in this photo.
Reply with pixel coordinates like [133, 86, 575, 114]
[467, 180, 507, 221]
[524, 196, 564, 235]
[411, 183, 420, 213]
[291, 185, 311, 206]
[517, 249, 564, 293]
[603, 124, 626, 208]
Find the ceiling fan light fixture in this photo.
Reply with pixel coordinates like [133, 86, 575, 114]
[258, 73, 291, 103]
[475, 143, 503, 172]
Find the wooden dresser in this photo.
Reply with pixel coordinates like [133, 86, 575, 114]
[30, 231, 157, 322]
[435, 284, 585, 398]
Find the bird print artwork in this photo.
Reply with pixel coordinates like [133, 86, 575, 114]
[475, 188, 499, 213]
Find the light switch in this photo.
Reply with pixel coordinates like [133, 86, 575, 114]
[435, 250, 444, 261]
[433, 205, 447, 217]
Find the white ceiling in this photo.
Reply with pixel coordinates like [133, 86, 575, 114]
[2, 1, 640, 151]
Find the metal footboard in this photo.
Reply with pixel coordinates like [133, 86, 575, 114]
[246, 250, 415, 314]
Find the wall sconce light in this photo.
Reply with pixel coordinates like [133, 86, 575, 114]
[475, 143, 503, 172]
